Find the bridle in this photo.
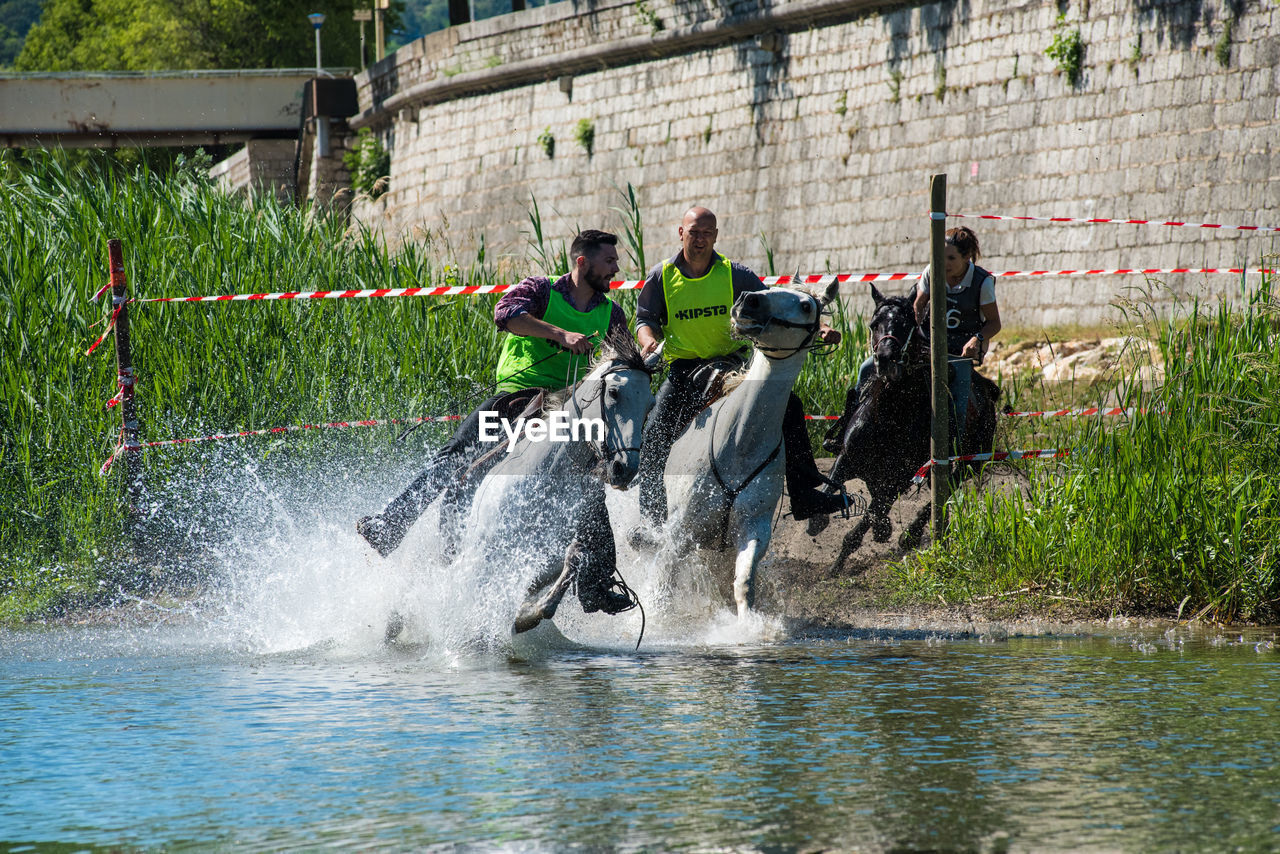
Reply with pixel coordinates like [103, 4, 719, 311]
[871, 310, 925, 372]
[573, 360, 650, 467]
[750, 293, 827, 360]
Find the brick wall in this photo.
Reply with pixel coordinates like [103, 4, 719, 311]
[348, 0, 1279, 326]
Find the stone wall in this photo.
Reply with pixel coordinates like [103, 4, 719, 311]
[348, 0, 1279, 326]
[210, 139, 299, 202]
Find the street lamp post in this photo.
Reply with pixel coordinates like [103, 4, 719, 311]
[307, 13, 326, 72]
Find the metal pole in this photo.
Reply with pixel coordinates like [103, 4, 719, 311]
[375, 7, 386, 60]
[928, 174, 951, 542]
[314, 27, 322, 71]
[107, 239, 144, 517]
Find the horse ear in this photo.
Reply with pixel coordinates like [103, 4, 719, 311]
[792, 267, 802, 287]
[869, 284, 886, 307]
[821, 276, 839, 306]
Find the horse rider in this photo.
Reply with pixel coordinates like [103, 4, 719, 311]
[633, 206, 850, 527]
[356, 229, 638, 615]
[824, 225, 1002, 451]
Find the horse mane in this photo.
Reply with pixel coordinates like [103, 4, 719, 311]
[592, 331, 649, 374]
[542, 332, 651, 411]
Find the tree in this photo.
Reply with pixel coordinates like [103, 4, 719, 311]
[15, 0, 390, 72]
[0, 0, 43, 67]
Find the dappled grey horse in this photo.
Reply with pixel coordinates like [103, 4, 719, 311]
[457, 339, 656, 634]
[653, 279, 841, 619]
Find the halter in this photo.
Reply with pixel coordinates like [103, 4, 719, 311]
[751, 293, 826, 360]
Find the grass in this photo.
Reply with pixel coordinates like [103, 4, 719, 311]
[5, 151, 1276, 625]
[0, 151, 864, 620]
[903, 274, 1280, 623]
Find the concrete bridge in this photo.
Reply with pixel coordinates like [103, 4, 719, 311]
[0, 69, 341, 149]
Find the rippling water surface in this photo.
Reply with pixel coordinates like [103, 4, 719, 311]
[3, 618, 1279, 852]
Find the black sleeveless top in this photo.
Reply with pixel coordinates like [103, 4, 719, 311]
[922, 264, 992, 354]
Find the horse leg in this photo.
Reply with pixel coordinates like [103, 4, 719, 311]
[512, 550, 578, 634]
[732, 514, 773, 618]
[869, 493, 895, 543]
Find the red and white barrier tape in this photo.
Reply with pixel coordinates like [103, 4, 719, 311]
[99, 414, 462, 475]
[112, 266, 1275, 308]
[951, 212, 1280, 233]
[100, 407, 1127, 475]
[911, 448, 1072, 483]
[1001, 405, 1145, 419]
[105, 367, 135, 410]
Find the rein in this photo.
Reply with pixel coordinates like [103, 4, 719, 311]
[705, 400, 783, 547]
[752, 294, 826, 361]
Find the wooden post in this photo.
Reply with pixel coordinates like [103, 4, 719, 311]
[928, 174, 951, 542]
[107, 239, 144, 517]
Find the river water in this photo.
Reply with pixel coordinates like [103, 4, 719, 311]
[3, 615, 1278, 852]
[4, 457, 1279, 851]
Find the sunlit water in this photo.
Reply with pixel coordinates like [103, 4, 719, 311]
[4, 452, 1280, 851]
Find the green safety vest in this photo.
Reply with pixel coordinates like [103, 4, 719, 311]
[661, 254, 741, 360]
[494, 287, 612, 392]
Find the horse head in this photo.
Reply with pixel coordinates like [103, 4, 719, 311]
[731, 275, 840, 359]
[867, 284, 923, 383]
[572, 334, 656, 488]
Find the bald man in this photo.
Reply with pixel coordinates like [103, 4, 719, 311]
[634, 207, 848, 527]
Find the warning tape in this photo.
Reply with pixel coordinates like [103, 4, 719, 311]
[951, 212, 1280, 233]
[101, 407, 1126, 474]
[112, 267, 1274, 308]
[911, 448, 1072, 483]
[1001, 405, 1145, 419]
[99, 415, 462, 475]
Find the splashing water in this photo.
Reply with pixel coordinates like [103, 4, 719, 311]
[135, 438, 780, 660]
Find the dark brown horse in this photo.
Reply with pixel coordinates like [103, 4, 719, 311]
[812, 285, 999, 571]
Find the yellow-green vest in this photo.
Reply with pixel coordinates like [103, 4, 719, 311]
[494, 287, 612, 392]
[661, 255, 741, 360]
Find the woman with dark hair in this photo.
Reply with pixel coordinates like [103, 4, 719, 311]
[823, 226, 1001, 450]
[911, 225, 1002, 441]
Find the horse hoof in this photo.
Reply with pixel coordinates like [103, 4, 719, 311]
[513, 601, 551, 634]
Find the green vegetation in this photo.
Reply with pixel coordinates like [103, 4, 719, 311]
[1214, 16, 1234, 67]
[0, 0, 41, 67]
[1046, 14, 1085, 87]
[4, 153, 1275, 626]
[0, 150, 504, 619]
[907, 278, 1280, 623]
[537, 127, 555, 159]
[1126, 35, 1142, 73]
[834, 91, 847, 117]
[343, 128, 391, 197]
[15, 0, 381, 71]
[574, 118, 596, 158]
[634, 0, 664, 34]
[887, 68, 902, 104]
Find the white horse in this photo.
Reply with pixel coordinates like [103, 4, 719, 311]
[658, 279, 840, 619]
[459, 339, 656, 635]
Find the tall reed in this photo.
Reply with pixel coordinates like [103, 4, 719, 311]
[906, 273, 1280, 621]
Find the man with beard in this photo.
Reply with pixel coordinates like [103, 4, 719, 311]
[357, 229, 633, 574]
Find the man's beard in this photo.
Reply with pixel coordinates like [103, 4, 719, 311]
[584, 270, 611, 293]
